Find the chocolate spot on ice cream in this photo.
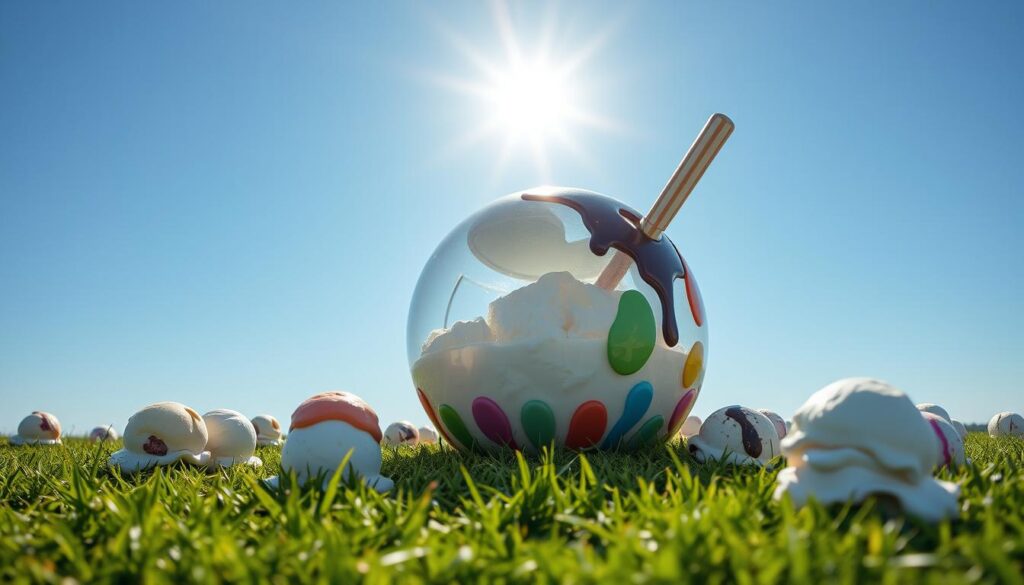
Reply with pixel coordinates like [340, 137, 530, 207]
[143, 435, 168, 456]
[522, 191, 686, 346]
[724, 407, 762, 458]
[37, 415, 52, 432]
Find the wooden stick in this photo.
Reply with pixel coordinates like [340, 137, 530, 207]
[595, 113, 734, 290]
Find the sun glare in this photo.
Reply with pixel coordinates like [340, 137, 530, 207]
[487, 60, 573, 143]
[423, 3, 619, 180]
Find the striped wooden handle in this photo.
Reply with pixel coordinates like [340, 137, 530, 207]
[595, 113, 733, 290]
[640, 113, 734, 239]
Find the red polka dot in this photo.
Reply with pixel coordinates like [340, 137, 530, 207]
[565, 401, 607, 449]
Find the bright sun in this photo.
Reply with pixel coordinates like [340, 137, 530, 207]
[424, 3, 616, 180]
[487, 60, 573, 143]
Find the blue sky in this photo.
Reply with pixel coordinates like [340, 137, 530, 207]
[1, 1, 1022, 435]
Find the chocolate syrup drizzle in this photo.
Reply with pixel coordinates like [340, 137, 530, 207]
[522, 191, 686, 346]
[144, 435, 168, 456]
[724, 407, 762, 458]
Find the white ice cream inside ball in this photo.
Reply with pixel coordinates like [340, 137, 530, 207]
[203, 409, 261, 468]
[275, 420, 392, 492]
[413, 270, 695, 453]
[422, 271, 620, 355]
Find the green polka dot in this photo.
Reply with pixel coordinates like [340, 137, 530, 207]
[607, 290, 656, 375]
[626, 416, 664, 450]
[521, 400, 556, 450]
[439, 404, 476, 450]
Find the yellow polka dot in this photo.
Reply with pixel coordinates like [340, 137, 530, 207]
[682, 341, 704, 389]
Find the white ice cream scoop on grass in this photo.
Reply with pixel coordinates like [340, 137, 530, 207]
[418, 425, 439, 444]
[251, 414, 283, 446]
[916, 403, 952, 423]
[383, 421, 419, 446]
[757, 409, 788, 440]
[11, 411, 62, 446]
[950, 419, 968, 440]
[679, 415, 702, 438]
[988, 412, 1024, 437]
[203, 409, 262, 469]
[107, 402, 211, 473]
[773, 378, 959, 522]
[921, 412, 966, 468]
[687, 406, 780, 466]
[89, 425, 119, 442]
[265, 391, 393, 493]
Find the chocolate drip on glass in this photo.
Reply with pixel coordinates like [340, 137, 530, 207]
[522, 191, 686, 347]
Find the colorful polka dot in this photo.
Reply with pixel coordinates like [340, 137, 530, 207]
[438, 404, 476, 451]
[417, 388, 458, 447]
[601, 382, 653, 449]
[607, 291, 657, 375]
[565, 401, 607, 450]
[682, 341, 704, 389]
[682, 257, 705, 328]
[666, 389, 697, 437]
[521, 400, 556, 451]
[471, 397, 518, 450]
[626, 416, 664, 450]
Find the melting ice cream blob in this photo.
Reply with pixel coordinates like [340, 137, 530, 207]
[679, 415, 702, 438]
[383, 421, 419, 446]
[758, 409, 788, 440]
[773, 378, 959, 522]
[921, 412, 966, 468]
[988, 412, 1024, 438]
[687, 406, 780, 466]
[418, 426, 439, 444]
[108, 402, 210, 473]
[203, 409, 262, 468]
[89, 425, 119, 442]
[950, 419, 968, 440]
[251, 414, 283, 446]
[916, 403, 952, 423]
[11, 411, 62, 446]
[267, 391, 393, 492]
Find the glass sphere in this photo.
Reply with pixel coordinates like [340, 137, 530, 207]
[407, 187, 707, 452]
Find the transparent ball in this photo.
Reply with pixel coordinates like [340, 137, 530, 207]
[407, 187, 707, 452]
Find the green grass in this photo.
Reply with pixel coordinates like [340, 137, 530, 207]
[0, 435, 1022, 584]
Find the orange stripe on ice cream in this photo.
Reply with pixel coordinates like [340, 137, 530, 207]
[290, 391, 383, 443]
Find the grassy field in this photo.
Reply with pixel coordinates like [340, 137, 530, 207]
[1, 435, 1022, 584]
